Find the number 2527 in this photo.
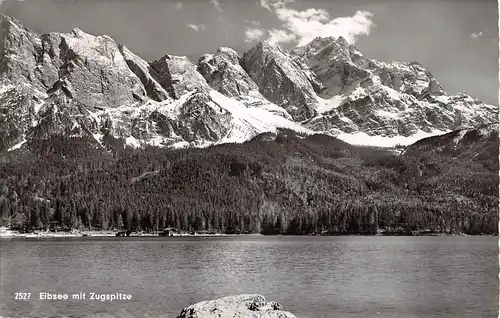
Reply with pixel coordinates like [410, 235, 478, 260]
[15, 293, 31, 300]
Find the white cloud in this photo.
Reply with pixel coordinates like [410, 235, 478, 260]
[260, 0, 272, 12]
[259, 0, 374, 46]
[267, 28, 296, 45]
[245, 28, 265, 43]
[186, 24, 207, 32]
[471, 29, 487, 40]
[244, 20, 261, 26]
[170, 2, 184, 10]
[211, 0, 222, 12]
[260, 0, 294, 12]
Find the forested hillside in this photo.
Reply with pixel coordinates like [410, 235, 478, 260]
[0, 128, 498, 235]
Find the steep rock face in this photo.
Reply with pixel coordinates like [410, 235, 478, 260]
[0, 15, 147, 109]
[291, 36, 370, 98]
[243, 41, 319, 122]
[198, 47, 255, 98]
[119, 45, 171, 102]
[0, 15, 48, 91]
[290, 36, 445, 100]
[0, 84, 43, 151]
[154, 92, 232, 143]
[198, 47, 292, 119]
[291, 36, 498, 139]
[86, 91, 233, 148]
[35, 33, 64, 89]
[150, 54, 210, 99]
[176, 294, 297, 318]
[56, 28, 147, 108]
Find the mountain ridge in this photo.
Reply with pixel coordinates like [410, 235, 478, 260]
[0, 13, 497, 154]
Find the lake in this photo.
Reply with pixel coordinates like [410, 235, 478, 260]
[0, 236, 498, 318]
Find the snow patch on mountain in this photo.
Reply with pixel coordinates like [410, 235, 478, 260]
[209, 90, 312, 143]
[316, 95, 344, 114]
[0, 84, 15, 95]
[336, 128, 449, 147]
[92, 133, 104, 147]
[125, 135, 141, 148]
[375, 109, 401, 119]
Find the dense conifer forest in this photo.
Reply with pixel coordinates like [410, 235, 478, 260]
[0, 129, 498, 235]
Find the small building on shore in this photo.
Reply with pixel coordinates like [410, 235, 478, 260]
[116, 230, 131, 237]
[160, 227, 178, 236]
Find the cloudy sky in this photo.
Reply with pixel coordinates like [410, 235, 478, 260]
[1, 0, 498, 105]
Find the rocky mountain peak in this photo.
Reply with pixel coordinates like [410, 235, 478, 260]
[197, 46, 294, 119]
[198, 48, 254, 96]
[291, 36, 350, 61]
[70, 28, 84, 36]
[119, 45, 171, 102]
[0, 13, 25, 31]
[214, 47, 240, 62]
[242, 40, 319, 121]
[0, 14, 497, 153]
[150, 54, 210, 99]
[0, 14, 42, 87]
[56, 29, 146, 108]
[253, 40, 277, 52]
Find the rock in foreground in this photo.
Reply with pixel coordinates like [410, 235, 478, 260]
[176, 294, 297, 318]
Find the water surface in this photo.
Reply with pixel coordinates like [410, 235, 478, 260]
[0, 236, 498, 317]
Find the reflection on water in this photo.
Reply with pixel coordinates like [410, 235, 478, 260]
[0, 236, 498, 318]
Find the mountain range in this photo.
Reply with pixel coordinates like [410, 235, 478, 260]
[0, 14, 498, 236]
[0, 14, 497, 154]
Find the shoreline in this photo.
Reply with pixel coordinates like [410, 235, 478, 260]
[0, 231, 496, 239]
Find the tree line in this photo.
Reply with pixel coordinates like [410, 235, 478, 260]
[0, 130, 498, 235]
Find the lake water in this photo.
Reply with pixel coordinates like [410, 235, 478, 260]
[0, 236, 498, 318]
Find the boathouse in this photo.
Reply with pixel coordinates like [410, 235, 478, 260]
[160, 227, 178, 236]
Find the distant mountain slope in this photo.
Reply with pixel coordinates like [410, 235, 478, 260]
[0, 127, 497, 235]
[404, 123, 499, 172]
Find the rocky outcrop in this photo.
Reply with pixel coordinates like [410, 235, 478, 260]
[198, 47, 292, 119]
[243, 41, 319, 122]
[119, 45, 171, 102]
[176, 294, 297, 318]
[56, 28, 147, 108]
[0, 84, 41, 150]
[150, 54, 210, 99]
[153, 92, 232, 143]
[0, 15, 45, 89]
[198, 47, 258, 100]
[0, 14, 147, 109]
[290, 36, 370, 98]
